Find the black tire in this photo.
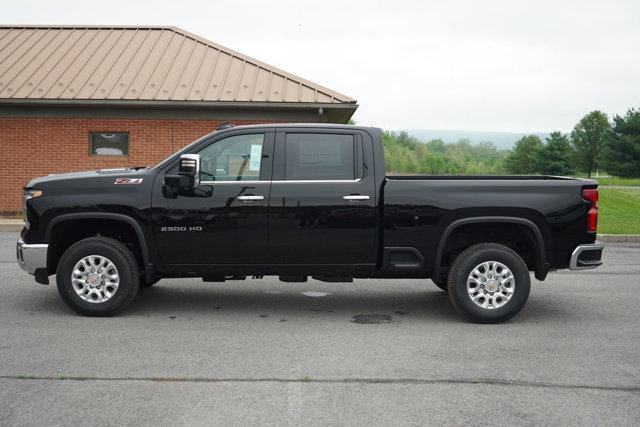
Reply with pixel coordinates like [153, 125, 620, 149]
[432, 277, 448, 292]
[56, 237, 140, 316]
[140, 278, 160, 289]
[447, 243, 530, 323]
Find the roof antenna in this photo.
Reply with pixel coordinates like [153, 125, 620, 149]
[217, 122, 234, 130]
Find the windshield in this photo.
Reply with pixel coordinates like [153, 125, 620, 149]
[150, 130, 219, 170]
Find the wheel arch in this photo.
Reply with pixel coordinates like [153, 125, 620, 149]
[45, 213, 152, 280]
[432, 216, 548, 281]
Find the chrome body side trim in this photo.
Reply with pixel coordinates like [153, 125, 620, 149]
[199, 178, 362, 185]
[343, 195, 370, 201]
[237, 195, 264, 202]
[271, 178, 362, 184]
[569, 241, 604, 270]
[16, 239, 48, 275]
[200, 180, 262, 184]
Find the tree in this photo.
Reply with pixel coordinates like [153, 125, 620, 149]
[503, 135, 543, 174]
[382, 131, 510, 175]
[570, 111, 610, 177]
[603, 108, 640, 178]
[425, 139, 446, 154]
[395, 131, 419, 150]
[534, 132, 574, 175]
[382, 131, 420, 173]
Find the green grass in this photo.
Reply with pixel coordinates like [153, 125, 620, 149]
[572, 173, 640, 186]
[594, 176, 640, 187]
[598, 188, 640, 234]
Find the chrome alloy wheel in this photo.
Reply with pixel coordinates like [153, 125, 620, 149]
[467, 261, 515, 310]
[71, 255, 120, 303]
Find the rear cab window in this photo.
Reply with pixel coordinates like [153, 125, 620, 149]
[284, 133, 355, 180]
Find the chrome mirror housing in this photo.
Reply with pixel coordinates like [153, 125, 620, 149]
[178, 154, 201, 188]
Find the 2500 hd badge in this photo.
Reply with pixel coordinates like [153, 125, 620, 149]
[160, 226, 203, 232]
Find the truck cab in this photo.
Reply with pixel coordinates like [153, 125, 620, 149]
[153, 125, 381, 276]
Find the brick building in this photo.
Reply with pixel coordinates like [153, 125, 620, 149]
[0, 25, 357, 213]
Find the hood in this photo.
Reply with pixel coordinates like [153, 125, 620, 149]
[27, 168, 147, 187]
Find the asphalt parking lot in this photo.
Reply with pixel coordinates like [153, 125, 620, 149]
[1, 231, 639, 425]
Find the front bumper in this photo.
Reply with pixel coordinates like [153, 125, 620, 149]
[16, 239, 48, 275]
[570, 241, 604, 270]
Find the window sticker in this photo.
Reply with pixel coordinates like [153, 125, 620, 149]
[249, 144, 262, 171]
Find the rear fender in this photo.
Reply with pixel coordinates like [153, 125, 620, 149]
[432, 216, 548, 281]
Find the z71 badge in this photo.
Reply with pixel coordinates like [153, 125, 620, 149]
[114, 177, 143, 185]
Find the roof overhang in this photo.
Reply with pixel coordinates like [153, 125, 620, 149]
[0, 98, 357, 123]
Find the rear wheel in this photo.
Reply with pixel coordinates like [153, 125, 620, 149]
[56, 237, 139, 316]
[140, 278, 160, 289]
[447, 243, 530, 323]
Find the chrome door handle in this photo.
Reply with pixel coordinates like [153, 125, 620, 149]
[343, 195, 370, 201]
[237, 195, 264, 202]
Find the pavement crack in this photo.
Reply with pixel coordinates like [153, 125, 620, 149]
[1, 375, 638, 393]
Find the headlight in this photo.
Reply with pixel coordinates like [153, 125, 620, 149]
[22, 189, 42, 228]
[23, 189, 43, 200]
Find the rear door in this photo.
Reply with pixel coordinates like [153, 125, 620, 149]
[268, 128, 378, 265]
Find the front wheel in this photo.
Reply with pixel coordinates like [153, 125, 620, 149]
[56, 237, 140, 316]
[447, 243, 530, 323]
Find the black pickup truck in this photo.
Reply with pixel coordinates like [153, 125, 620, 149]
[17, 124, 603, 322]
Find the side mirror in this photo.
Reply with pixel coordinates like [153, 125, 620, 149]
[178, 154, 201, 187]
[163, 174, 190, 189]
[163, 154, 201, 197]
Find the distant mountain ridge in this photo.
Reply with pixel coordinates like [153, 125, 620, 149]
[404, 129, 551, 149]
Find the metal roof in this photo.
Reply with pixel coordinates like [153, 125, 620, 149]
[0, 25, 356, 105]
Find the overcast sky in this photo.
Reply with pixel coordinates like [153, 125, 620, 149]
[4, 0, 639, 132]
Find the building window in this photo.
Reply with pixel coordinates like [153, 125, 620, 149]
[89, 132, 129, 156]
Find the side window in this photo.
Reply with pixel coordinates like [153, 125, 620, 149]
[198, 134, 264, 181]
[284, 133, 355, 180]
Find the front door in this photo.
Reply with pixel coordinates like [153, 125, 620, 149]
[153, 131, 274, 266]
[268, 129, 378, 265]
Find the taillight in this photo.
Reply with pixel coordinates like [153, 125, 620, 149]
[583, 188, 598, 233]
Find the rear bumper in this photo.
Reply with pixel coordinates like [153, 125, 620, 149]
[16, 239, 48, 275]
[569, 241, 604, 270]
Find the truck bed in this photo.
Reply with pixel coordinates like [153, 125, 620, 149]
[386, 174, 579, 181]
[382, 174, 598, 273]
